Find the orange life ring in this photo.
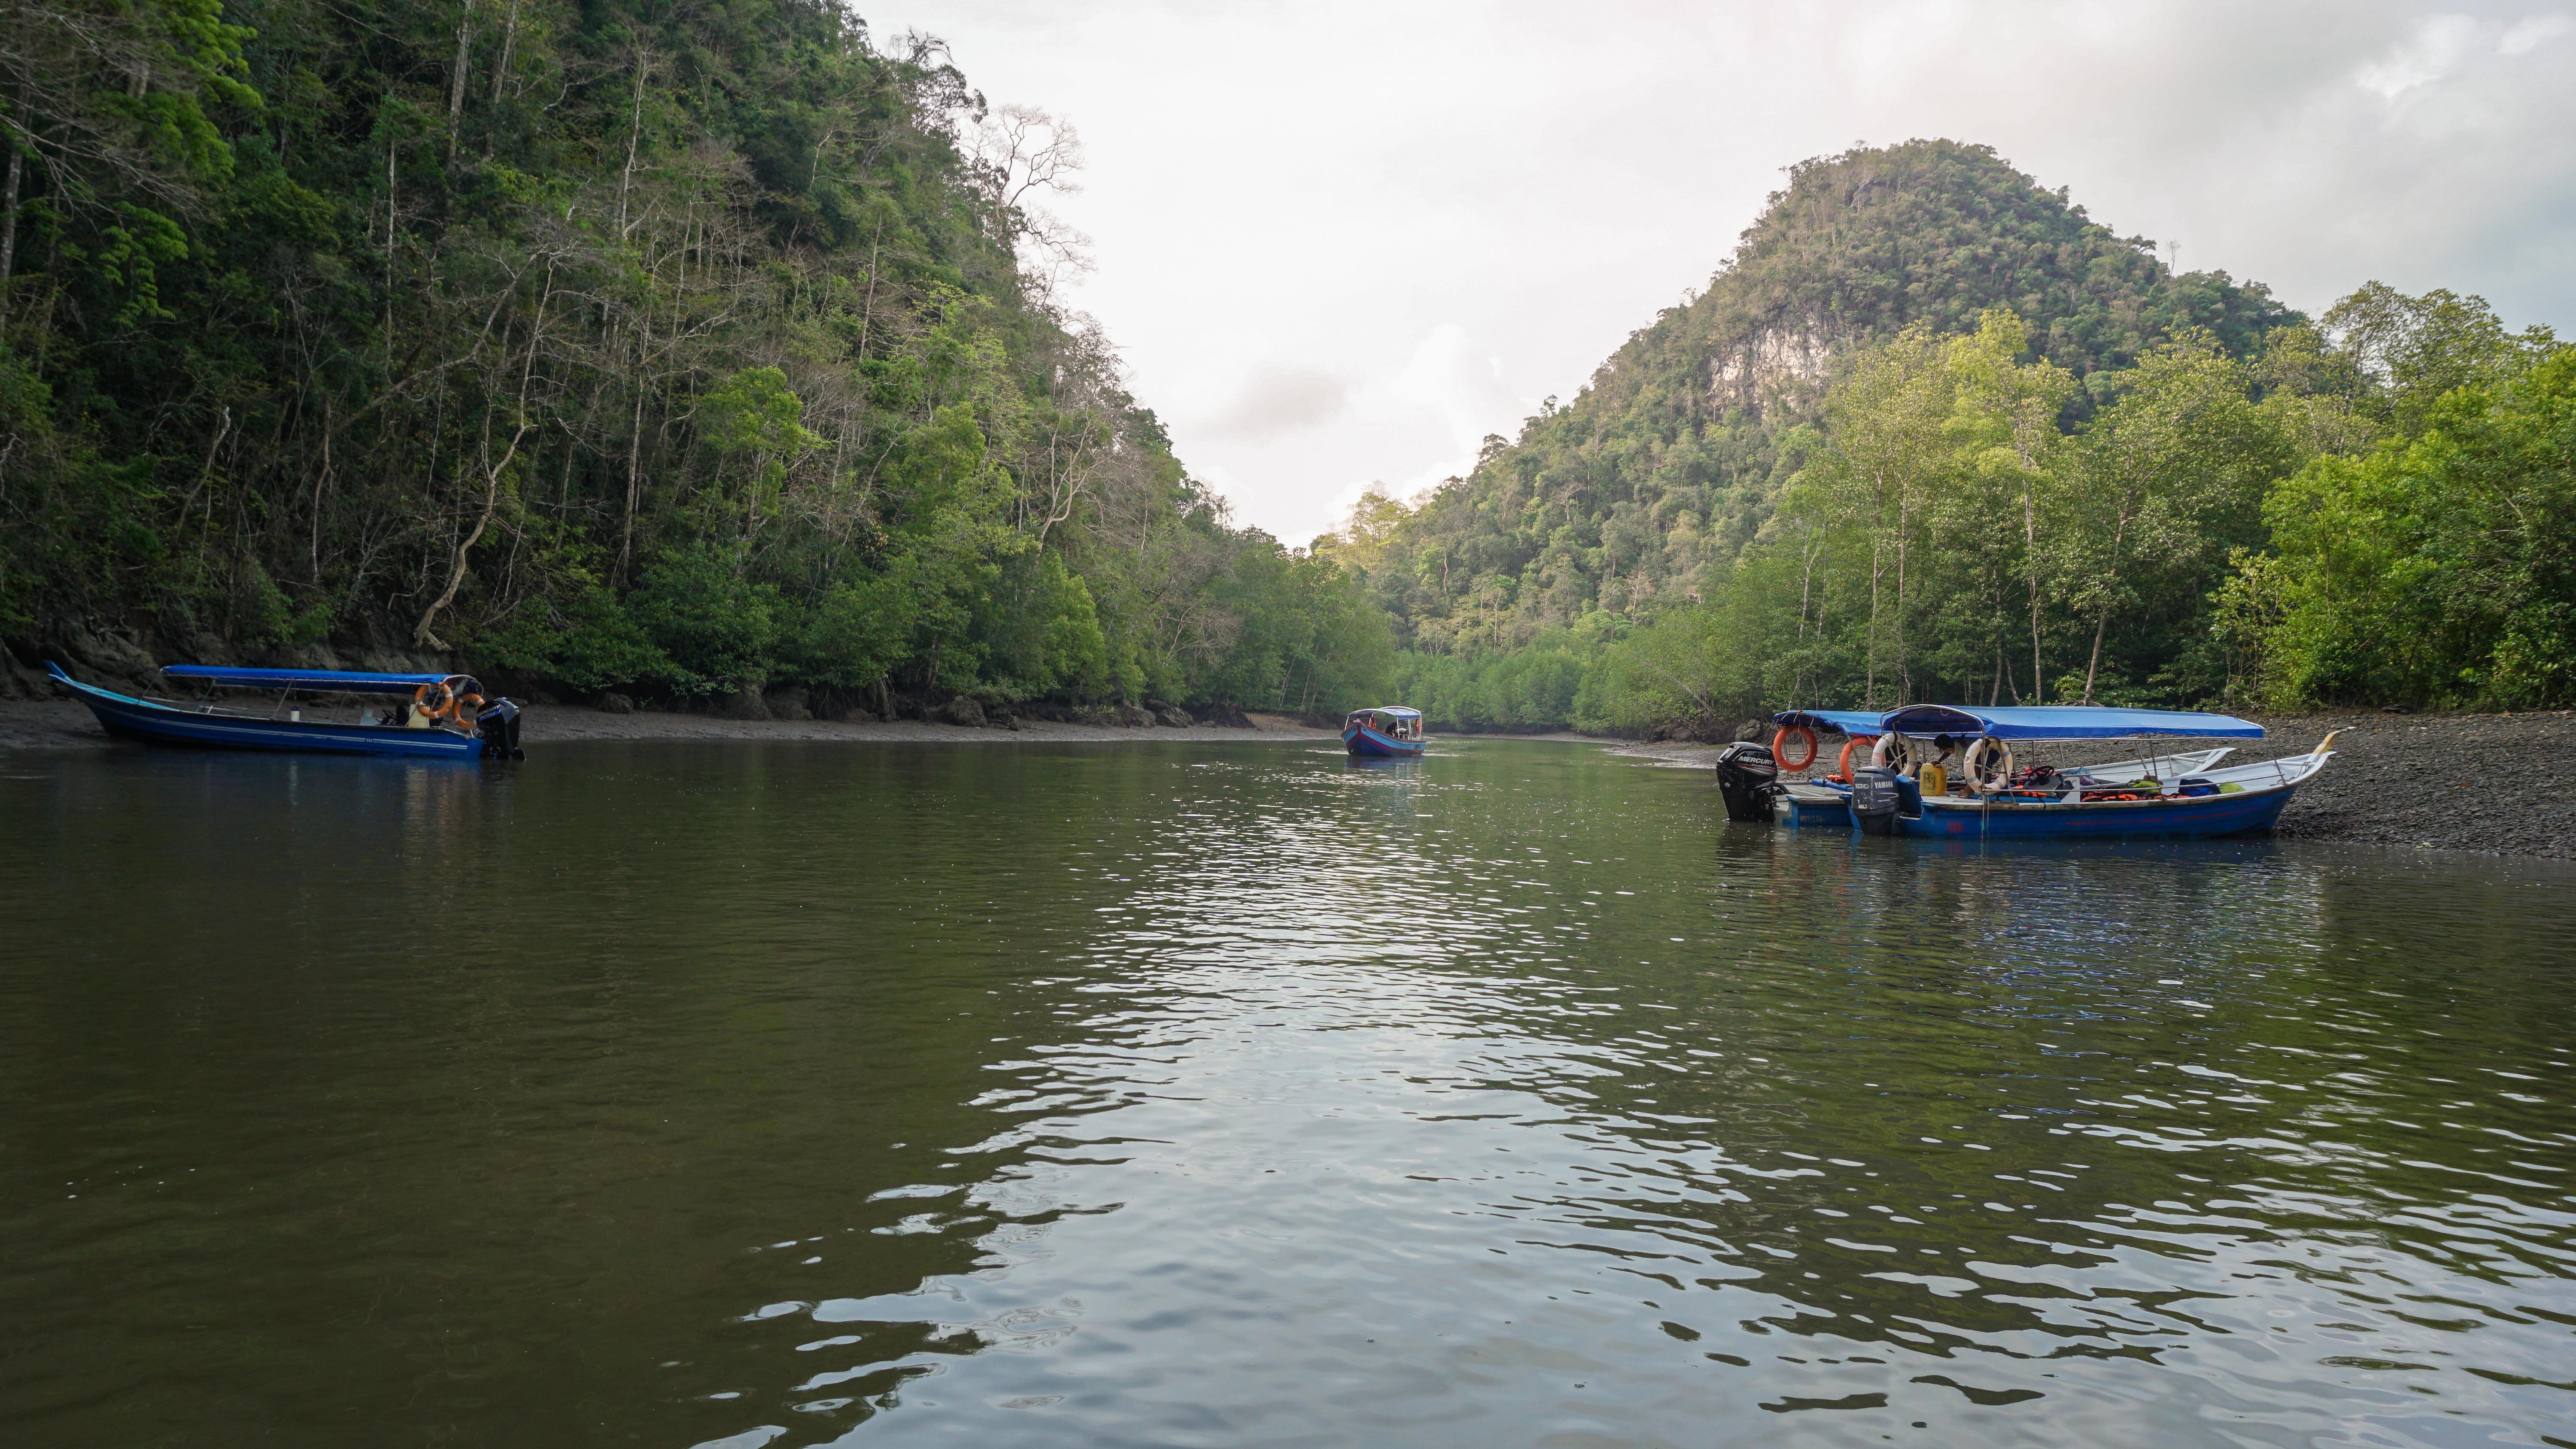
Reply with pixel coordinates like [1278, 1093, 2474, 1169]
[1771, 725, 1818, 772]
[1832, 736, 1866, 783]
[452, 693, 485, 725]
[412, 680, 455, 721]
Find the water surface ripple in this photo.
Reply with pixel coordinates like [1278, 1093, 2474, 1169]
[0, 739, 2570, 1447]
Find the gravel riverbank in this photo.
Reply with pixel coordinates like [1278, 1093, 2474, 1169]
[1611, 709, 2576, 861]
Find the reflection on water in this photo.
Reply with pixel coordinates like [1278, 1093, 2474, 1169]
[0, 739, 2571, 1448]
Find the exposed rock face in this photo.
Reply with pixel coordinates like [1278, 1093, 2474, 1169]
[934, 696, 988, 728]
[1113, 703, 1154, 728]
[182, 632, 238, 666]
[766, 686, 813, 721]
[0, 653, 52, 700]
[1735, 718, 1769, 742]
[720, 688, 772, 721]
[597, 692, 637, 714]
[54, 623, 161, 691]
[267, 641, 348, 672]
[1708, 321, 1839, 419]
[1153, 706, 1192, 729]
[1191, 703, 1255, 728]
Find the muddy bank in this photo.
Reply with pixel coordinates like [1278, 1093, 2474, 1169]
[0, 696, 1340, 751]
[1607, 709, 2576, 861]
[516, 706, 1337, 746]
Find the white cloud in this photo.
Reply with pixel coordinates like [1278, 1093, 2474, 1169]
[1196, 361, 1350, 442]
[2499, 12, 2575, 52]
[2355, 13, 2484, 97]
[1392, 324, 1523, 460]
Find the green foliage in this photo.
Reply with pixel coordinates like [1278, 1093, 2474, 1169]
[2254, 344, 2576, 709]
[1326, 139, 2298, 672]
[1204, 547, 1394, 713]
[627, 548, 782, 693]
[0, 1, 1353, 710]
[482, 581, 671, 692]
[1335, 153, 2576, 732]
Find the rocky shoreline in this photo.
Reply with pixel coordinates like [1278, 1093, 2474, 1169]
[1610, 708, 2576, 861]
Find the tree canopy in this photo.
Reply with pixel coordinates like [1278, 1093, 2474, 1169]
[0, 0, 1388, 714]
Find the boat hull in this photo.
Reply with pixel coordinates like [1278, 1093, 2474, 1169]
[1901, 788, 2293, 841]
[55, 672, 484, 760]
[1775, 779, 2297, 840]
[1343, 724, 1424, 758]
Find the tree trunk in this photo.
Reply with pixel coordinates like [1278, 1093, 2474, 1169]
[617, 53, 648, 234]
[445, 9, 474, 162]
[2080, 508, 2134, 705]
[619, 318, 647, 582]
[310, 397, 332, 582]
[2081, 607, 2109, 706]
[488, 0, 520, 103]
[1893, 499, 1910, 704]
[2021, 471, 2043, 705]
[0, 139, 21, 326]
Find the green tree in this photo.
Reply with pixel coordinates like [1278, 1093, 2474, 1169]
[2258, 346, 2576, 708]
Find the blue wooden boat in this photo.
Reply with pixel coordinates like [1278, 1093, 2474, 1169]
[1343, 705, 1426, 757]
[1763, 704, 2333, 842]
[48, 662, 523, 760]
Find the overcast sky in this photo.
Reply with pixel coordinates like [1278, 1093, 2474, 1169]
[873, 1, 2576, 545]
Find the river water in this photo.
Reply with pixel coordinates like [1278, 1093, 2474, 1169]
[1, 738, 2570, 1448]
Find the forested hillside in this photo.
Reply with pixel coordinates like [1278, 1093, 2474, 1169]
[1338, 140, 2567, 731]
[0, 0, 1388, 717]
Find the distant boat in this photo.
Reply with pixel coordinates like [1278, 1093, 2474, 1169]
[1343, 705, 1425, 758]
[1762, 704, 2331, 841]
[48, 662, 523, 760]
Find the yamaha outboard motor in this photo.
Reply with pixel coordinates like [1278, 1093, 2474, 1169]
[1849, 765, 1902, 836]
[477, 697, 525, 760]
[1715, 741, 1780, 822]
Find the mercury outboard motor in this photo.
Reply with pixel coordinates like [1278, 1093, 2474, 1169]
[1715, 741, 1781, 822]
[477, 697, 524, 760]
[1849, 765, 1902, 836]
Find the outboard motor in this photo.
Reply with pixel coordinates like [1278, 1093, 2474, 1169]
[477, 697, 524, 760]
[1849, 765, 1902, 836]
[1714, 741, 1780, 822]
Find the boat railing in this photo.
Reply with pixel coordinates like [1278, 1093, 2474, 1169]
[1948, 746, 2332, 805]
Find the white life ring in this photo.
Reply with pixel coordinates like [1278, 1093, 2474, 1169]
[1965, 737, 2014, 792]
[1869, 733, 1908, 771]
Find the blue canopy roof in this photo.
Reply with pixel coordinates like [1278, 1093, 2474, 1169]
[1771, 709, 1887, 736]
[1876, 705, 2263, 740]
[163, 664, 477, 696]
[1351, 705, 1421, 718]
[1774, 704, 2263, 740]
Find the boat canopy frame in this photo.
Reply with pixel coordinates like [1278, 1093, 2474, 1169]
[1773, 704, 2262, 743]
[161, 665, 483, 697]
[1349, 705, 1422, 720]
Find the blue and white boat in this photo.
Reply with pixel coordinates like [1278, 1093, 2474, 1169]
[1763, 704, 2333, 842]
[1343, 705, 1426, 758]
[48, 662, 523, 760]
